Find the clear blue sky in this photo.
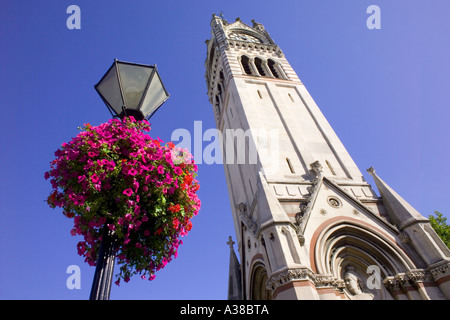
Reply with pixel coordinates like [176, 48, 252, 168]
[1, 1, 449, 300]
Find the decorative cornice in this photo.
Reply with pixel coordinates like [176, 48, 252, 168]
[314, 274, 346, 289]
[266, 268, 344, 293]
[266, 268, 315, 292]
[225, 39, 283, 56]
[428, 260, 450, 281]
[383, 270, 435, 291]
[406, 270, 434, 283]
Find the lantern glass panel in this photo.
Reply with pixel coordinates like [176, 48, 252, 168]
[117, 63, 154, 110]
[95, 65, 123, 115]
[140, 71, 169, 119]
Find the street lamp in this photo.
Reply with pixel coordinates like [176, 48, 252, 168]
[89, 59, 170, 300]
[95, 59, 170, 121]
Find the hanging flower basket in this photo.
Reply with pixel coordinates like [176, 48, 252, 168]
[45, 116, 200, 285]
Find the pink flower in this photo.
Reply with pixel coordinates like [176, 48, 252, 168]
[133, 180, 139, 193]
[77, 241, 86, 255]
[91, 173, 100, 183]
[128, 168, 138, 176]
[174, 167, 183, 175]
[157, 165, 164, 174]
[123, 188, 133, 196]
[105, 161, 115, 171]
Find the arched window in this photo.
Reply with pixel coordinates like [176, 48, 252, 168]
[241, 56, 253, 75]
[254, 57, 266, 76]
[268, 59, 281, 79]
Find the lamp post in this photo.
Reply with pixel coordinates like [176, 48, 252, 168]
[89, 59, 170, 300]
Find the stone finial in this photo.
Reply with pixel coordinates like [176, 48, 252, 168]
[367, 167, 376, 175]
[251, 19, 265, 31]
[227, 236, 235, 249]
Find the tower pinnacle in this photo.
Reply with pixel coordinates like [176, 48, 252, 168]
[367, 167, 428, 230]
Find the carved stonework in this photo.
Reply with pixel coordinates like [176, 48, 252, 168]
[406, 270, 433, 283]
[297, 234, 305, 246]
[383, 276, 401, 292]
[227, 40, 282, 55]
[429, 261, 450, 281]
[343, 265, 374, 300]
[310, 160, 324, 176]
[236, 202, 258, 235]
[327, 197, 341, 208]
[266, 268, 345, 293]
[399, 232, 411, 244]
[266, 268, 316, 292]
[384, 270, 434, 293]
[315, 274, 345, 290]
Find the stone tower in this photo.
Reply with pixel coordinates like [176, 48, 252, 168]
[204, 15, 450, 300]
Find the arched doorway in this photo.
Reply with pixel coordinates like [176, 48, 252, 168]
[250, 264, 272, 300]
[313, 219, 416, 300]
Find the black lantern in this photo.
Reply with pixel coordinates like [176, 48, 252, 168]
[95, 59, 170, 121]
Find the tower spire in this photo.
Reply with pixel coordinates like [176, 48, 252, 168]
[227, 236, 242, 300]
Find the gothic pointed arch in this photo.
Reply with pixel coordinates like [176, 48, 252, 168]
[254, 57, 266, 76]
[250, 263, 272, 300]
[268, 59, 286, 79]
[240, 55, 253, 75]
[311, 218, 416, 299]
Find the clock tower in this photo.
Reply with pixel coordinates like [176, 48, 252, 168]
[205, 15, 450, 300]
